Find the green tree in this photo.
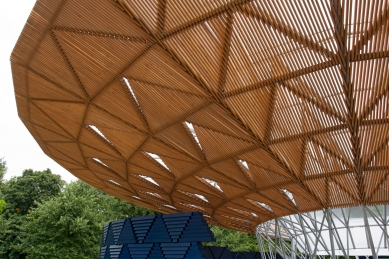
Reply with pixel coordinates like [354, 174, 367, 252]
[0, 169, 64, 259]
[203, 226, 260, 252]
[0, 202, 5, 213]
[1, 169, 64, 218]
[18, 181, 155, 259]
[0, 158, 7, 212]
[0, 158, 6, 183]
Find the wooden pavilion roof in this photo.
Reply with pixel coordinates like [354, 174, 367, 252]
[11, 0, 389, 233]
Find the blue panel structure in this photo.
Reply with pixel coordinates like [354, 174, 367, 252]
[105, 223, 115, 246]
[235, 253, 246, 259]
[118, 219, 137, 244]
[179, 213, 215, 243]
[148, 244, 164, 259]
[119, 245, 131, 259]
[204, 247, 225, 259]
[161, 243, 190, 258]
[163, 213, 192, 242]
[219, 248, 234, 259]
[145, 216, 171, 243]
[99, 215, 290, 259]
[241, 252, 260, 259]
[128, 244, 153, 259]
[101, 224, 109, 246]
[109, 245, 123, 259]
[131, 216, 155, 243]
[185, 242, 208, 259]
[112, 220, 126, 243]
[100, 246, 108, 259]
[99, 212, 217, 259]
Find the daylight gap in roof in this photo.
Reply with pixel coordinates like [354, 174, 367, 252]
[145, 152, 171, 172]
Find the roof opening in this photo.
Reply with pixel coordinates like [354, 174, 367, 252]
[202, 177, 223, 192]
[138, 175, 159, 186]
[89, 125, 111, 143]
[163, 204, 177, 210]
[248, 199, 274, 213]
[145, 152, 170, 171]
[228, 207, 258, 218]
[145, 192, 162, 198]
[132, 196, 141, 200]
[194, 194, 208, 202]
[107, 179, 121, 186]
[123, 77, 146, 117]
[177, 190, 210, 204]
[123, 77, 140, 106]
[222, 215, 251, 223]
[238, 159, 249, 170]
[92, 158, 109, 167]
[185, 122, 203, 151]
[257, 202, 274, 213]
[282, 189, 297, 207]
[185, 203, 205, 211]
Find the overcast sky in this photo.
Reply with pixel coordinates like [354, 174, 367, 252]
[0, 0, 77, 182]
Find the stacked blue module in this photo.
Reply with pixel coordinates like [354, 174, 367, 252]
[203, 247, 287, 259]
[100, 212, 215, 259]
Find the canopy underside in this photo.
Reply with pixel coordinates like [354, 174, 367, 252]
[11, 0, 389, 233]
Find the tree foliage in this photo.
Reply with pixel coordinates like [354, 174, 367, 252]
[1, 169, 64, 218]
[0, 158, 7, 183]
[0, 158, 7, 210]
[17, 181, 155, 259]
[203, 226, 260, 252]
[0, 169, 64, 259]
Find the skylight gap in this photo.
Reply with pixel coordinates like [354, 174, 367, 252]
[92, 158, 108, 167]
[185, 122, 203, 151]
[238, 159, 249, 170]
[107, 179, 121, 186]
[138, 175, 159, 186]
[145, 152, 170, 171]
[123, 77, 140, 106]
[282, 189, 297, 206]
[194, 194, 208, 202]
[89, 125, 111, 143]
[202, 177, 223, 192]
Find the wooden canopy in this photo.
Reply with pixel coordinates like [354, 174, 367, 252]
[11, 0, 389, 233]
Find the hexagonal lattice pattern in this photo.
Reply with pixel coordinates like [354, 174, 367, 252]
[11, 0, 389, 233]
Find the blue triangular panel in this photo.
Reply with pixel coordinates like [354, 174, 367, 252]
[220, 248, 234, 259]
[101, 223, 109, 246]
[184, 242, 206, 259]
[161, 243, 190, 258]
[148, 244, 164, 259]
[204, 247, 214, 259]
[242, 252, 258, 259]
[100, 246, 108, 259]
[128, 243, 153, 259]
[131, 216, 155, 243]
[180, 213, 215, 242]
[118, 219, 137, 244]
[118, 244, 131, 259]
[163, 213, 191, 241]
[109, 245, 123, 259]
[105, 223, 115, 246]
[145, 216, 171, 243]
[235, 253, 246, 259]
[208, 247, 226, 259]
[112, 219, 126, 243]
